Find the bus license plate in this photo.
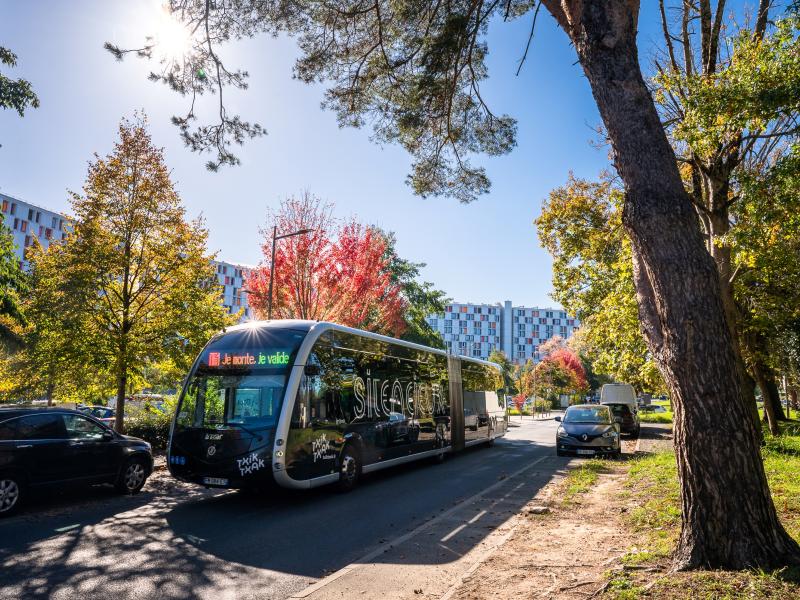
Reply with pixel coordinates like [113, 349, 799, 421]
[576, 449, 595, 456]
[202, 477, 229, 487]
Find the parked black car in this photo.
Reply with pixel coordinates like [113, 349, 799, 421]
[555, 404, 622, 458]
[0, 407, 153, 517]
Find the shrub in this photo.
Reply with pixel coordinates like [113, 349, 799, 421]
[124, 409, 172, 451]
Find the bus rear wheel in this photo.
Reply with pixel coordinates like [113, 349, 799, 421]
[336, 446, 361, 493]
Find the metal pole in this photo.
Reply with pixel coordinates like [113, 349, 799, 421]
[267, 225, 277, 320]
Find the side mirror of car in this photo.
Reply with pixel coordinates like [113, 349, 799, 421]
[554, 416, 561, 422]
[102, 430, 114, 441]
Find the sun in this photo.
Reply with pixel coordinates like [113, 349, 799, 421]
[152, 4, 191, 63]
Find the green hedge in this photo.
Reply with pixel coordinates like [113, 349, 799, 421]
[124, 410, 172, 451]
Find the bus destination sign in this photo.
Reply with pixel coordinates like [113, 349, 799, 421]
[206, 350, 290, 368]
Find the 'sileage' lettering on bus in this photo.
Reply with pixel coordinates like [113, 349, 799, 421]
[352, 375, 444, 420]
[237, 452, 266, 476]
[207, 351, 289, 368]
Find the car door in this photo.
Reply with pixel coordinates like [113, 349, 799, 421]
[13, 414, 73, 486]
[61, 414, 118, 482]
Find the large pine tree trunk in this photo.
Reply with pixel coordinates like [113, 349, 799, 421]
[542, 0, 800, 569]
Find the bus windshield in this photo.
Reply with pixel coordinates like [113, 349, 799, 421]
[174, 326, 307, 431]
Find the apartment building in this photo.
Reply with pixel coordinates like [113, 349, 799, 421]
[426, 300, 580, 364]
[0, 192, 69, 267]
[212, 260, 255, 322]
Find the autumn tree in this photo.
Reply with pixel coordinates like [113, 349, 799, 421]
[653, 4, 800, 433]
[0, 215, 27, 349]
[26, 117, 231, 429]
[110, 0, 800, 569]
[246, 192, 407, 336]
[537, 174, 665, 392]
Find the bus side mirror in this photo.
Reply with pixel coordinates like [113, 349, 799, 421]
[304, 364, 321, 377]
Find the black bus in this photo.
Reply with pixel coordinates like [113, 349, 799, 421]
[167, 320, 507, 491]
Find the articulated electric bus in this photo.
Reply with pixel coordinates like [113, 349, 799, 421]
[167, 320, 507, 492]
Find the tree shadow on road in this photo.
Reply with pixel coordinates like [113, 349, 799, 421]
[0, 438, 563, 598]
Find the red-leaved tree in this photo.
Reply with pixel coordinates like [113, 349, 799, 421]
[246, 192, 407, 336]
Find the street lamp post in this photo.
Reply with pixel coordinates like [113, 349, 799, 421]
[267, 226, 314, 320]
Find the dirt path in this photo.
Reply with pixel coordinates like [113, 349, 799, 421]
[450, 463, 633, 600]
[451, 427, 673, 600]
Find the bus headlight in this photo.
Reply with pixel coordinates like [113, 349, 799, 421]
[274, 463, 284, 470]
[275, 450, 284, 458]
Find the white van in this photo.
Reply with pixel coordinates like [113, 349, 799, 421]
[600, 383, 637, 406]
[600, 383, 640, 436]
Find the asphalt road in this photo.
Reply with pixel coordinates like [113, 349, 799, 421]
[0, 418, 564, 599]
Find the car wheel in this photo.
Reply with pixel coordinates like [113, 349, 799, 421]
[0, 475, 24, 517]
[115, 457, 148, 494]
[336, 445, 361, 493]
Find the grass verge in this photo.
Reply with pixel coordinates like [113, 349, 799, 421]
[562, 459, 610, 505]
[638, 411, 673, 424]
[605, 419, 800, 599]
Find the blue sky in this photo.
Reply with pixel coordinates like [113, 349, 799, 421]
[0, 1, 694, 308]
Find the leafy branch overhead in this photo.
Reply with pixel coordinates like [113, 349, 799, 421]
[105, 1, 525, 200]
[104, 1, 267, 171]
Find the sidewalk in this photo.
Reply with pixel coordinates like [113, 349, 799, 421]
[289, 455, 567, 600]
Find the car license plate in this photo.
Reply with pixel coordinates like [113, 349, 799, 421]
[576, 449, 595, 456]
[202, 477, 229, 487]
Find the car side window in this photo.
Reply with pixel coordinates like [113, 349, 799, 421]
[62, 415, 106, 440]
[17, 414, 67, 440]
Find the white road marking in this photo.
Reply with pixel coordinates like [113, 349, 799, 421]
[289, 454, 549, 599]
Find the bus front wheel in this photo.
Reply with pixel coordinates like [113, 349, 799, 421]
[337, 446, 361, 493]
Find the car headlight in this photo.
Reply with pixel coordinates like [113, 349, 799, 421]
[602, 430, 618, 438]
[557, 428, 568, 438]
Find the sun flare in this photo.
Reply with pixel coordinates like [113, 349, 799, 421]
[152, 4, 190, 62]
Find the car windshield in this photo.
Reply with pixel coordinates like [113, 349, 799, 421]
[563, 406, 611, 424]
[174, 327, 307, 431]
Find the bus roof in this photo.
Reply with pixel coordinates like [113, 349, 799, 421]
[217, 320, 503, 372]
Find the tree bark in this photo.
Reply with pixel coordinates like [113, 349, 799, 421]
[762, 371, 786, 422]
[753, 361, 780, 436]
[789, 387, 799, 412]
[541, 0, 800, 569]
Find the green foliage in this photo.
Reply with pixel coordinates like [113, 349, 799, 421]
[733, 146, 800, 379]
[124, 408, 173, 451]
[639, 411, 673, 424]
[0, 47, 39, 122]
[23, 117, 233, 413]
[0, 214, 27, 349]
[536, 174, 664, 392]
[655, 16, 800, 160]
[488, 349, 516, 394]
[108, 2, 531, 200]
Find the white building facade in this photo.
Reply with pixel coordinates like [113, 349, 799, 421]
[0, 192, 69, 267]
[212, 260, 254, 322]
[426, 300, 579, 364]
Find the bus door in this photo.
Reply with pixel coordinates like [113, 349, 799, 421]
[448, 355, 465, 452]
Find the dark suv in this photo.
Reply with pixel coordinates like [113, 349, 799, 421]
[0, 407, 153, 516]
